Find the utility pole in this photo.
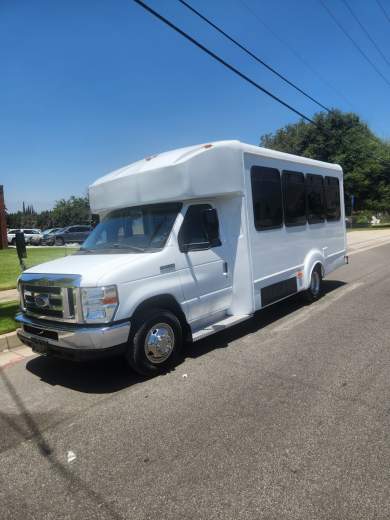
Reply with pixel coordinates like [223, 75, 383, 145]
[0, 185, 7, 249]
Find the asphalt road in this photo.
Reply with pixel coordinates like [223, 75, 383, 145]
[1, 242, 390, 519]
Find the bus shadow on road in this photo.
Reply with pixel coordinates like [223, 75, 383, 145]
[26, 279, 346, 393]
[185, 279, 346, 359]
[25, 355, 144, 394]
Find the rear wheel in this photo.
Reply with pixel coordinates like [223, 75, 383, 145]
[304, 266, 322, 302]
[126, 309, 183, 376]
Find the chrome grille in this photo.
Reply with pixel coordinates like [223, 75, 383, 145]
[23, 285, 64, 318]
[19, 273, 81, 323]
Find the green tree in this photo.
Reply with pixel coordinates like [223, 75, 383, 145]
[51, 196, 90, 227]
[260, 110, 390, 211]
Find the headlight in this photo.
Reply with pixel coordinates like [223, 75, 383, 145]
[81, 285, 119, 323]
[17, 277, 25, 311]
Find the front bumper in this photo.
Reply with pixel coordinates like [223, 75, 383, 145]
[16, 313, 130, 361]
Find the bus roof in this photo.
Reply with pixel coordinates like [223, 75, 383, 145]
[89, 140, 342, 213]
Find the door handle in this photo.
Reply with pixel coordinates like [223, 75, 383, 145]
[223, 261, 228, 275]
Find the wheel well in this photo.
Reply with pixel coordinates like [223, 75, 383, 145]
[132, 294, 191, 338]
[312, 262, 324, 278]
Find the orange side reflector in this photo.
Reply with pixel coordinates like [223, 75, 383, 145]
[102, 296, 118, 305]
[297, 271, 304, 279]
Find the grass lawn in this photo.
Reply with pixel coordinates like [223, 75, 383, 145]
[347, 224, 390, 232]
[0, 247, 77, 290]
[0, 300, 19, 334]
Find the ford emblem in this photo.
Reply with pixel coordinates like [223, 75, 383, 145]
[34, 294, 50, 308]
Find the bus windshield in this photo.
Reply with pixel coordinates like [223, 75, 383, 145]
[80, 203, 182, 253]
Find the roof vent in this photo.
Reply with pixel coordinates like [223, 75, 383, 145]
[145, 154, 158, 162]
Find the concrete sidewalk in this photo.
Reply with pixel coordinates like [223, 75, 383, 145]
[0, 291, 31, 368]
[0, 288, 18, 302]
[0, 345, 34, 369]
[347, 228, 390, 253]
[0, 330, 32, 369]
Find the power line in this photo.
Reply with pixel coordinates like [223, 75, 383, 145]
[319, 0, 390, 89]
[132, 0, 318, 125]
[342, 0, 390, 69]
[237, 0, 355, 110]
[376, 0, 390, 25]
[177, 0, 330, 112]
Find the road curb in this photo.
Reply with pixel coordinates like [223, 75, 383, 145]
[0, 329, 23, 352]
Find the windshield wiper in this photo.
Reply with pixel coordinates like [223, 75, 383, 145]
[79, 244, 146, 253]
[110, 243, 145, 252]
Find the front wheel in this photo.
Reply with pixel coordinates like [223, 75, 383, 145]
[304, 266, 322, 302]
[126, 309, 183, 376]
[55, 237, 64, 246]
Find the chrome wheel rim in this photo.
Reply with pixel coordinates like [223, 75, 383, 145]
[144, 322, 175, 364]
[310, 270, 320, 295]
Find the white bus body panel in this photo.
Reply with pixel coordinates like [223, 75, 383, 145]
[243, 152, 346, 310]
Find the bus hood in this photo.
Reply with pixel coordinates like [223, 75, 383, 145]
[23, 252, 161, 287]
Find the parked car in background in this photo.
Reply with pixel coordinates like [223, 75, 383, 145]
[30, 227, 62, 246]
[7, 228, 42, 245]
[53, 225, 91, 245]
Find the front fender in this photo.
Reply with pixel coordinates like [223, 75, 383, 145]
[115, 271, 186, 321]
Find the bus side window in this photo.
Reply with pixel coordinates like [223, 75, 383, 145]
[282, 170, 306, 227]
[251, 166, 283, 231]
[306, 174, 325, 224]
[325, 176, 341, 221]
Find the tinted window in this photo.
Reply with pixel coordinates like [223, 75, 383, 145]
[306, 174, 325, 224]
[179, 204, 219, 251]
[282, 171, 306, 226]
[325, 176, 341, 221]
[251, 166, 283, 230]
[73, 226, 88, 232]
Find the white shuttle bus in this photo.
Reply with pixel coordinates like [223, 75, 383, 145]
[17, 141, 347, 375]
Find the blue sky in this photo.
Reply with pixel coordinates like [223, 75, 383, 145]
[1, 0, 390, 212]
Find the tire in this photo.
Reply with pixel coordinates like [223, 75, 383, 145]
[126, 308, 183, 376]
[304, 266, 322, 302]
[55, 237, 64, 246]
[11, 238, 16, 245]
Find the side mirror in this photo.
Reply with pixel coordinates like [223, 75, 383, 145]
[202, 208, 221, 246]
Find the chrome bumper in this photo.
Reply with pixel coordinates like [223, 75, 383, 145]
[15, 312, 130, 351]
